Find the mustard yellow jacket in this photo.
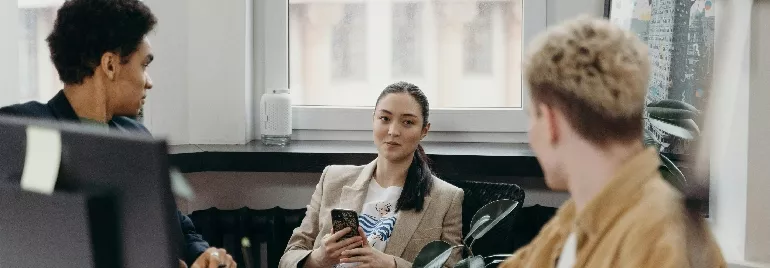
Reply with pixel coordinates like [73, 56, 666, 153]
[501, 149, 726, 268]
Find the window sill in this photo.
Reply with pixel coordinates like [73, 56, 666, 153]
[168, 140, 543, 177]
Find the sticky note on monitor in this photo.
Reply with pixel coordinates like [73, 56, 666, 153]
[20, 126, 62, 195]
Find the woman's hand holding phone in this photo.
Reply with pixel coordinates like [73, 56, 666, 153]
[340, 227, 397, 268]
[305, 227, 363, 268]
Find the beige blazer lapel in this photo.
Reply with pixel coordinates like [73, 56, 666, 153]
[384, 193, 433, 257]
[338, 160, 377, 213]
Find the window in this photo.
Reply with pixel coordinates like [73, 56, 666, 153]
[332, 3, 367, 81]
[464, 2, 494, 75]
[392, 2, 423, 77]
[263, 0, 546, 135]
[18, 0, 63, 103]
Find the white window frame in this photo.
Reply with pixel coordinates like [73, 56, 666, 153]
[256, 0, 546, 140]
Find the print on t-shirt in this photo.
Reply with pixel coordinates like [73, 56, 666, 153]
[359, 201, 397, 248]
[335, 179, 402, 268]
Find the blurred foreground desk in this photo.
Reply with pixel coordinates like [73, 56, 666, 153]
[168, 140, 543, 178]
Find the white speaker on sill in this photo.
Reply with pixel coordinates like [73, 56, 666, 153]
[260, 89, 292, 146]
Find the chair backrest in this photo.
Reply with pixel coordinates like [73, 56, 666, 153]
[448, 180, 525, 257]
[508, 204, 557, 252]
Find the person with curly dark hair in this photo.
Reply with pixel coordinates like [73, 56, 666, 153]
[0, 0, 235, 267]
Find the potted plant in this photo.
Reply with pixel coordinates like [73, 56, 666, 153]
[643, 99, 701, 191]
[412, 199, 519, 268]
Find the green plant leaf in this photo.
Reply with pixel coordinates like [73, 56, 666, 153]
[454, 256, 485, 268]
[466, 215, 490, 240]
[677, 119, 701, 134]
[465, 200, 518, 248]
[648, 118, 700, 139]
[643, 129, 661, 151]
[413, 241, 452, 268]
[647, 106, 698, 120]
[424, 249, 452, 268]
[648, 99, 699, 113]
[659, 154, 686, 191]
[423, 245, 464, 268]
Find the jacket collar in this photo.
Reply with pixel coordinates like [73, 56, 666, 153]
[338, 160, 377, 212]
[571, 148, 661, 236]
[46, 90, 80, 122]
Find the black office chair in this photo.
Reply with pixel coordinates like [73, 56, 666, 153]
[448, 180, 525, 258]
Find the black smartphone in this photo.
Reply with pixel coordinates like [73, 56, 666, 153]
[331, 208, 360, 242]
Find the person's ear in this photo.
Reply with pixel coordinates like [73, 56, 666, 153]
[100, 52, 120, 81]
[540, 104, 560, 145]
[421, 122, 431, 140]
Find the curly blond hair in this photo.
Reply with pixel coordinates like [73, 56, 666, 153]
[525, 16, 650, 145]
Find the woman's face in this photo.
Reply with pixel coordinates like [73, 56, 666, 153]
[373, 93, 430, 162]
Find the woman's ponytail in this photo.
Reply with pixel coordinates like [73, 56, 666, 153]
[396, 144, 434, 212]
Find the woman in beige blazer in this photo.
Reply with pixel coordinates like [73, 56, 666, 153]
[279, 82, 464, 268]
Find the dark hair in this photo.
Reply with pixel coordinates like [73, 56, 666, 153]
[375, 81, 434, 212]
[47, 0, 158, 85]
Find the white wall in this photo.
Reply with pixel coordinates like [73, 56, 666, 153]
[143, 0, 252, 145]
[186, 0, 251, 144]
[709, 4, 751, 260]
[0, 0, 20, 107]
[176, 172, 319, 213]
[708, 0, 770, 266]
[744, 0, 770, 263]
[175, 171, 570, 214]
[142, 0, 191, 144]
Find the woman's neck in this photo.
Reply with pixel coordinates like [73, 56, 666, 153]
[374, 157, 412, 188]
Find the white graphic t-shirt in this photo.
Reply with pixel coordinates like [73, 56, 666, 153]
[556, 232, 577, 268]
[336, 179, 402, 267]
